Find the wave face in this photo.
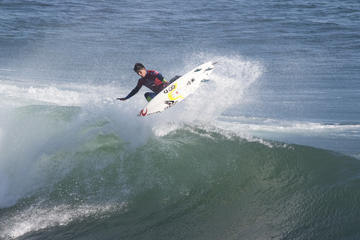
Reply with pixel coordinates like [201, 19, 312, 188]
[1, 105, 360, 240]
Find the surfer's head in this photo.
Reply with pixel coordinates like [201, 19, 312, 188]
[134, 63, 147, 77]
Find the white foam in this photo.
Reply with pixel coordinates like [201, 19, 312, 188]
[152, 120, 278, 149]
[152, 121, 183, 137]
[0, 80, 127, 107]
[197, 123, 278, 148]
[217, 115, 360, 136]
[1, 202, 127, 239]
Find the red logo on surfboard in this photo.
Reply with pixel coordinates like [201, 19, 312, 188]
[140, 108, 147, 116]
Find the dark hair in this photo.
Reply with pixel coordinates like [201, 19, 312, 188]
[133, 63, 145, 72]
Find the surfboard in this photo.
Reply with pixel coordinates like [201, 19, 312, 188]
[139, 61, 216, 116]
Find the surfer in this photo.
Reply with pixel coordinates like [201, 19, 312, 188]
[117, 63, 180, 102]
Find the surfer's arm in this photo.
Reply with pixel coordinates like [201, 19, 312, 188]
[117, 80, 142, 101]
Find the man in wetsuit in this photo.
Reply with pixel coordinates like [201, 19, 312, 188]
[117, 63, 173, 102]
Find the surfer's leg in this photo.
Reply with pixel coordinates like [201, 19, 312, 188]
[144, 92, 157, 102]
[169, 75, 181, 84]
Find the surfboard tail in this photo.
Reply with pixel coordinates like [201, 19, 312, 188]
[139, 108, 147, 116]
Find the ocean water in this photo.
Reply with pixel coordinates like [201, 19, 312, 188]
[1, 0, 360, 239]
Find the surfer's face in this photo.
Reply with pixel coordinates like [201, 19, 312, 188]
[137, 68, 147, 78]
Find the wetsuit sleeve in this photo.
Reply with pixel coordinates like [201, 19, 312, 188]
[125, 79, 142, 99]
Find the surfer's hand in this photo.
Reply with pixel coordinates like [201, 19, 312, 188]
[117, 97, 126, 101]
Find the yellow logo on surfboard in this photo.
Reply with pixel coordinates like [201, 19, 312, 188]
[167, 83, 184, 101]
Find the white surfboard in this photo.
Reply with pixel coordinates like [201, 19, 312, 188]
[139, 61, 216, 116]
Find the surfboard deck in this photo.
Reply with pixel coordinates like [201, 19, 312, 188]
[139, 61, 216, 116]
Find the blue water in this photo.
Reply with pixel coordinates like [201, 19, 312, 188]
[1, 0, 360, 239]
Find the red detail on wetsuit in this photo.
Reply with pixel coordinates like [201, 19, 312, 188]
[138, 70, 168, 94]
[140, 108, 147, 116]
[124, 70, 168, 100]
[154, 77, 163, 86]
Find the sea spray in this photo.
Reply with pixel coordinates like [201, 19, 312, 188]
[177, 54, 263, 122]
